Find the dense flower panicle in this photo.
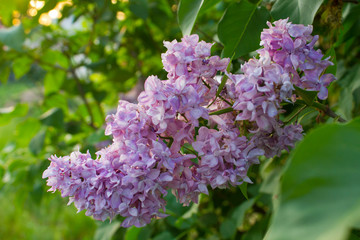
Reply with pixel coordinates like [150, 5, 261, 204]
[105, 100, 154, 141]
[209, 100, 235, 130]
[192, 127, 264, 189]
[43, 141, 171, 227]
[252, 123, 303, 158]
[162, 34, 229, 106]
[43, 20, 336, 228]
[228, 58, 291, 132]
[258, 18, 335, 99]
[162, 35, 229, 82]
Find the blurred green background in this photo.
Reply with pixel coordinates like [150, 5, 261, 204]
[0, 0, 359, 239]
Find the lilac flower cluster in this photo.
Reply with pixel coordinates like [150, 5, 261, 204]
[43, 19, 335, 227]
[258, 18, 335, 99]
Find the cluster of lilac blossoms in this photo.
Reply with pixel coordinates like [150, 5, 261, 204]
[43, 19, 335, 227]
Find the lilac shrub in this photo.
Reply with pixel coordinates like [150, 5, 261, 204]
[43, 19, 335, 227]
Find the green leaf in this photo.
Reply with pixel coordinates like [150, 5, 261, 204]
[44, 93, 69, 114]
[29, 128, 46, 155]
[294, 85, 318, 106]
[30, 182, 43, 205]
[271, 0, 324, 25]
[335, 5, 360, 46]
[125, 226, 142, 240]
[94, 220, 121, 240]
[137, 225, 152, 240]
[260, 157, 285, 194]
[12, 56, 33, 79]
[177, 0, 204, 36]
[174, 201, 199, 229]
[218, 0, 270, 58]
[240, 182, 249, 199]
[40, 108, 64, 129]
[86, 128, 108, 145]
[0, 103, 28, 126]
[0, 1, 16, 25]
[15, 118, 41, 148]
[0, 165, 5, 180]
[232, 198, 256, 228]
[44, 70, 66, 95]
[0, 61, 11, 84]
[0, 24, 25, 51]
[129, 0, 149, 20]
[153, 231, 174, 240]
[265, 118, 360, 240]
[42, 50, 69, 69]
[337, 64, 360, 120]
[243, 214, 270, 240]
[349, 232, 360, 240]
[324, 47, 337, 76]
[198, 0, 221, 15]
[220, 219, 237, 239]
[8, 159, 31, 172]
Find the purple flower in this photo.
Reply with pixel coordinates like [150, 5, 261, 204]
[258, 18, 335, 100]
[43, 27, 332, 228]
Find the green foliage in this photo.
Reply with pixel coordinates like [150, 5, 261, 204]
[178, 0, 204, 36]
[129, 0, 149, 20]
[265, 118, 360, 240]
[0, 23, 25, 51]
[0, 0, 359, 239]
[218, 0, 270, 58]
[271, 0, 324, 24]
[337, 65, 360, 120]
[94, 220, 122, 240]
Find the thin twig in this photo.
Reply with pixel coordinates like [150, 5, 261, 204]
[285, 105, 307, 124]
[202, 79, 232, 107]
[85, 11, 98, 54]
[209, 107, 234, 115]
[312, 102, 347, 123]
[297, 100, 346, 123]
[62, 45, 97, 129]
[159, 136, 174, 147]
[70, 68, 97, 129]
[182, 145, 198, 157]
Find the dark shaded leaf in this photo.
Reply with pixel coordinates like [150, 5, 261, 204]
[294, 85, 318, 106]
[232, 198, 256, 228]
[0, 61, 11, 84]
[130, 0, 149, 20]
[220, 219, 237, 239]
[337, 64, 360, 120]
[124, 226, 142, 240]
[29, 128, 46, 155]
[218, 0, 270, 58]
[240, 182, 248, 199]
[153, 231, 174, 240]
[40, 108, 64, 129]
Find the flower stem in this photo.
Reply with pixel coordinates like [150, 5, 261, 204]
[297, 100, 346, 123]
[160, 136, 174, 148]
[209, 107, 234, 116]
